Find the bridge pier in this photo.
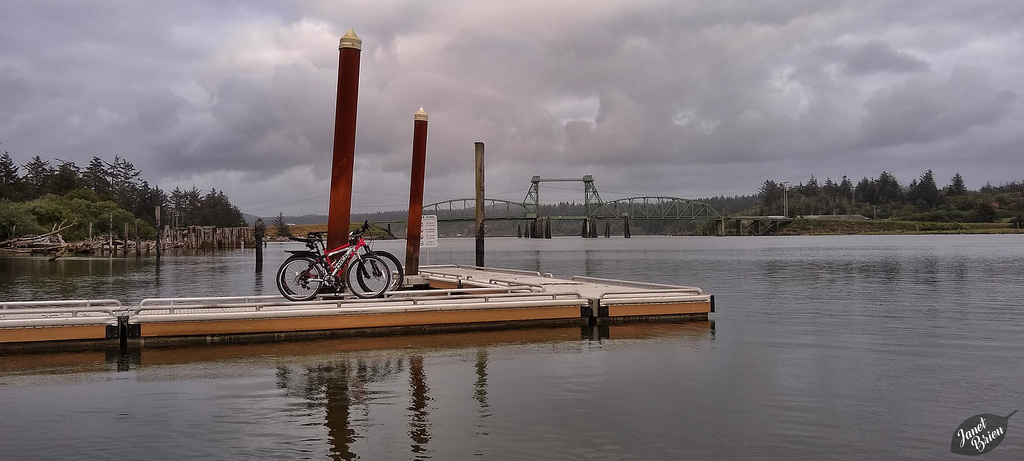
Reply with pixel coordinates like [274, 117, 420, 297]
[624, 216, 631, 238]
[545, 217, 552, 239]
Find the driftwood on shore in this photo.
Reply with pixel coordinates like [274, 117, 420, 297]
[2, 223, 256, 257]
[0, 219, 75, 253]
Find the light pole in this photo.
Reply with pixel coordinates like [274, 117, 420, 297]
[781, 181, 789, 218]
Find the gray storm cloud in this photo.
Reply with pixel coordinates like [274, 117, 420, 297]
[1, 0, 1021, 213]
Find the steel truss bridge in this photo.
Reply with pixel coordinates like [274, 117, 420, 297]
[388, 175, 792, 236]
[422, 175, 722, 222]
[422, 195, 722, 222]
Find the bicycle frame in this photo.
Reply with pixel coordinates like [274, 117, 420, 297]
[319, 235, 372, 280]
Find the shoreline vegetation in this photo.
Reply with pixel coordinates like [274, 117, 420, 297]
[777, 218, 1021, 236]
[2, 150, 1022, 246]
[1, 218, 1020, 256]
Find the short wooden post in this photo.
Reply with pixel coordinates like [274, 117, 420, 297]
[155, 206, 161, 260]
[254, 219, 265, 270]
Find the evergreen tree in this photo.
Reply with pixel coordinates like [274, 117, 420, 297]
[758, 180, 785, 215]
[22, 155, 53, 200]
[82, 156, 111, 199]
[907, 169, 942, 208]
[133, 181, 167, 226]
[47, 159, 81, 196]
[107, 155, 142, 211]
[272, 212, 291, 237]
[0, 151, 21, 201]
[802, 175, 820, 197]
[947, 173, 967, 196]
[876, 171, 904, 203]
[199, 189, 246, 227]
[855, 177, 878, 204]
[838, 176, 854, 202]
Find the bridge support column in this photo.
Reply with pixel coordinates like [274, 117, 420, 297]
[517, 224, 522, 238]
[604, 222, 610, 238]
[623, 216, 631, 238]
[580, 219, 588, 238]
[544, 217, 552, 239]
[589, 219, 598, 238]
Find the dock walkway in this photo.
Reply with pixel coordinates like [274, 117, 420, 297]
[0, 265, 713, 348]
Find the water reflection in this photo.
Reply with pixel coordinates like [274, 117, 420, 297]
[408, 355, 431, 457]
[474, 350, 490, 432]
[0, 321, 713, 459]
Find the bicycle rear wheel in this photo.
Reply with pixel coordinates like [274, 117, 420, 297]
[345, 254, 391, 299]
[371, 250, 404, 291]
[277, 255, 324, 301]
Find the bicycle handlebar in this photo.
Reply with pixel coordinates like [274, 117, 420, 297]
[300, 222, 372, 240]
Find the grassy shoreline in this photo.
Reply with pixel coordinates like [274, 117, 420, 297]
[777, 218, 1021, 236]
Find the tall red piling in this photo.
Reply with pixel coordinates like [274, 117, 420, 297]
[327, 29, 362, 250]
[405, 108, 429, 276]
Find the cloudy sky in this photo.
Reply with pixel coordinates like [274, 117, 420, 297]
[2, 1, 1021, 216]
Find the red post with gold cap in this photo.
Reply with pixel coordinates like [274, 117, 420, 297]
[327, 29, 362, 250]
[405, 108, 429, 276]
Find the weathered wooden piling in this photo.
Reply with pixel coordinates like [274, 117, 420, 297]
[475, 142, 485, 267]
[327, 29, 362, 250]
[254, 219, 265, 269]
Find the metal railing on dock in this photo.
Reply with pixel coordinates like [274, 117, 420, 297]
[0, 300, 121, 328]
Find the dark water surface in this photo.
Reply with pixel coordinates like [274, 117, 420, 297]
[2, 235, 1023, 459]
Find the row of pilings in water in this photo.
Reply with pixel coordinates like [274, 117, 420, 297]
[517, 217, 632, 239]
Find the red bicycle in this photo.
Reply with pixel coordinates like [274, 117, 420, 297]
[276, 221, 392, 301]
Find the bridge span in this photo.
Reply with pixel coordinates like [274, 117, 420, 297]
[377, 176, 789, 236]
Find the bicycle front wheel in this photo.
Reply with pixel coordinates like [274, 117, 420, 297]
[345, 254, 391, 299]
[371, 250, 404, 291]
[277, 255, 324, 301]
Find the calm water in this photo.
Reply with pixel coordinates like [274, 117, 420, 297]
[2, 235, 1024, 459]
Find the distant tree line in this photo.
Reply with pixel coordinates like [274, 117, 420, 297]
[1, 149, 246, 240]
[757, 170, 1022, 223]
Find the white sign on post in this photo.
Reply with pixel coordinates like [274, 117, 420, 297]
[420, 215, 438, 248]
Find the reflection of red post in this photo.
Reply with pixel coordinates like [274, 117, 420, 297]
[405, 108, 429, 276]
[327, 29, 362, 250]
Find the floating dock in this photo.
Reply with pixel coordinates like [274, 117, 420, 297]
[0, 265, 713, 349]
